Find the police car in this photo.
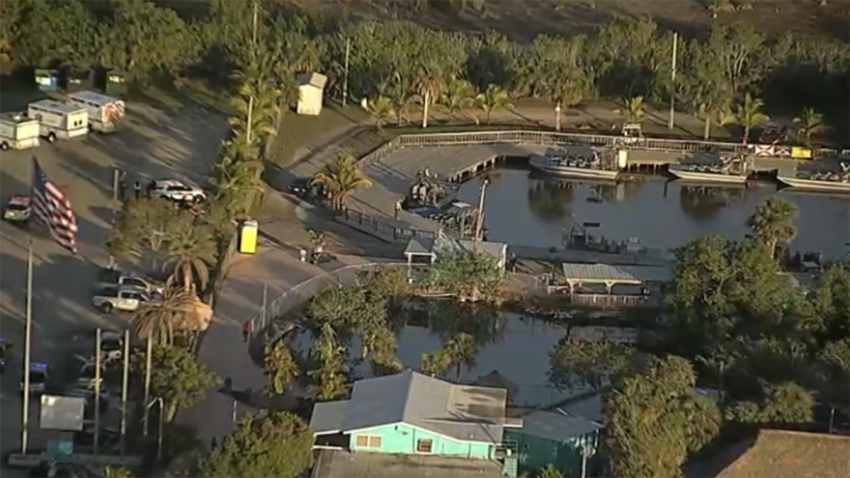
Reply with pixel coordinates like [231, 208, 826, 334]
[148, 179, 206, 204]
[21, 361, 49, 394]
[3, 195, 31, 223]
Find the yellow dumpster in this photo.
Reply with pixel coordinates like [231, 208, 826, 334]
[791, 146, 812, 160]
[238, 220, 258, 254]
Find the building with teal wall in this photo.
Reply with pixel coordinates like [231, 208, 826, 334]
[310, 370, 519, 460]
[504, 409, 603, 477]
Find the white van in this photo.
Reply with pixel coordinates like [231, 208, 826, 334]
[27, 99, 88, 142]
[0, 112, 40, 151]
[66, 91, 125, 133]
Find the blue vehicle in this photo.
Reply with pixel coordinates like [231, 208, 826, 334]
[21, 362, 49, 394]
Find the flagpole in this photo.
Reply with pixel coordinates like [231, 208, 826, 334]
[21, 231, 33, 454]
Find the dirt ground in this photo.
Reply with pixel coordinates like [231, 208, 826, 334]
[294, 0, 849, 42]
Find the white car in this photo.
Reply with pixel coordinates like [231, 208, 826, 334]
[149, 179, 206, 203]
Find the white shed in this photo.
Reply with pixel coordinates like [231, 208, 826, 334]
[296, 72, 328, 116]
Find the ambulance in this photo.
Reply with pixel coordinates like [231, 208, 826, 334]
[0, 112, 40, 150]
[26, 99, 88, 142]
[66, 90, 125, 133]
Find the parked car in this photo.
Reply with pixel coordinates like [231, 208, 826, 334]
[3, 195, 31, 223]
[148, 179, 206, 203]
[21, 362, 50, 394]
[0, 338, 10, 374]
[94, 268, 164, 297]
[91, 286, 156, 313]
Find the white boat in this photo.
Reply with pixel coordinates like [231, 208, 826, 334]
[529, 153, 619, 180]
[778, 162, 850, 193]
[777, 176, 850, 193]
[668, 164, 748, 184]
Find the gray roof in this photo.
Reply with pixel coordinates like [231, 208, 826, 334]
[310, 370, 508, 443]
[517, 410, 602, 442]
[435, 237, 506, 262]
[561, 263, 673, 283]
[297, 72, 328, 89]
[404, 237, 436, 256]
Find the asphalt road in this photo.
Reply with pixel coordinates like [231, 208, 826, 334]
[0, 99, 227, 473]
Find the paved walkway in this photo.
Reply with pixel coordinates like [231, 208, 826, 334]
[184, 246, 393, 441]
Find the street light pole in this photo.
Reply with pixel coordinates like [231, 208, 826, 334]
[668, 32, 678, 130]
[120, 329, 130, 455]
[342, 37, 351, 106]
[474, 178, 489, 243]
[143, 337, 153, 436]
[94, 328, 102, 457]
[145, 398, 165, 463]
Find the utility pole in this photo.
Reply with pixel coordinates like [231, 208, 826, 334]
[119, 329, 130, 455]
[251, 0, 259, 49]
[342, 37, 351, 107]
[143, 337, 153, 436]
[246, 0, 259, 145]
[20, 238, 33, 454]
[260, 283, 268, 332]
[94, 328, 102, 457]
[474, 178, 489, 242]
[668, 32, 678, 130]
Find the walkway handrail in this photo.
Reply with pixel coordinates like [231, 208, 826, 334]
[358, 130, 838, 167]
[251, 262, 408, 333]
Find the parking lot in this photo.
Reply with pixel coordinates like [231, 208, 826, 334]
[0, 95, 228, 471]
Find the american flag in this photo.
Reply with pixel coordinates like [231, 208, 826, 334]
[31, 157, 78, 253]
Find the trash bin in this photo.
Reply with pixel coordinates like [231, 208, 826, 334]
[34, 68, 60, 92]
[62, 68, 94, 93]
[105, 69, 128, 97]
[238, 220, 258, 254]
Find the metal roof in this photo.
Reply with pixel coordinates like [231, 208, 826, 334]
[434, 237, 507, 262]
[309, 370, 508, 443]
[403, 237, 436, 256]
[561, 263, 673, 283]
[28, 99, 86, 115]
[67, 90, 118, 105]
[297, 72, 328, 89]
[516, 410, 602, 442]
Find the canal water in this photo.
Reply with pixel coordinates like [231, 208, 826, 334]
[290, 305, 592, 408]
[456, 166, 850, 259]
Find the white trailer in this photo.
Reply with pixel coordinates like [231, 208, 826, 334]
[26, 99, 88, 142]
[66, 90, 125, 133]
[0, 112, 40, 151]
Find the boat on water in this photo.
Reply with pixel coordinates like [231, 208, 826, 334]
[777, 162, 850, 193]
[668, 154, 748, 185]
[529, 151, 619, 180]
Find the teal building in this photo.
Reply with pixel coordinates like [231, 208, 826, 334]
[504, 410, 603, 477]
[310, 370, 519, 461]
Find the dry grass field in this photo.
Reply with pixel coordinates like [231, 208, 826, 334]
[290, 0, 849, 42]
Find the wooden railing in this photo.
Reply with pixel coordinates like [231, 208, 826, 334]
[357, 130, 839, 167]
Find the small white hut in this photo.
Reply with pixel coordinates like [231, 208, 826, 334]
[296, 72, 328, 116]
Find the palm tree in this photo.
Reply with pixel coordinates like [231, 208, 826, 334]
[229, 70, 281, 145]
[413, 62, 446, 129]
[131, 284, 198, 346]
[310, 153, 373, 210]
[476, 84, 513, 125]
[622, 96, 646, 125]
[211, 155, 265, 219]
[441, 78, 476, 121]
[164, 222, 217, 291]
[793, 107, 825, 147]
[734, 93, 770, 145]
[387, 74, 415, 125]
[746, 197, 798, 258]
[542, 69, 587, 132]
[443, 333, 477, 380]
[363, 96, 395, 130]
[264, 340, 299, 396]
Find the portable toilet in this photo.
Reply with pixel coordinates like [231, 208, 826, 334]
[105, 70, 128, 97]
[34, 68, 60, 92]
[238, 220, 258, 254]
[63, 68, 94, 93]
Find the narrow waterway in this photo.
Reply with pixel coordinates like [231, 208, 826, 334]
[456, 167, 850, 259]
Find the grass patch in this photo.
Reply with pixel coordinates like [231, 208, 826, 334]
[128, 77, 233, 115]
[269, 101, 368, 166]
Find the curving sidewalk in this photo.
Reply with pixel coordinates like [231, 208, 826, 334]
[183, 246, 399, 442]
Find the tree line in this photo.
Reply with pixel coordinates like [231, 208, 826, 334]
[2, 1, 848, 144]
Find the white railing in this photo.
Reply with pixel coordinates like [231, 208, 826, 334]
[251, 262, 408, 334]
[357, 130, 838, 167]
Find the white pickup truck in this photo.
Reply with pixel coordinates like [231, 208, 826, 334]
[92, 286, 156, 313]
